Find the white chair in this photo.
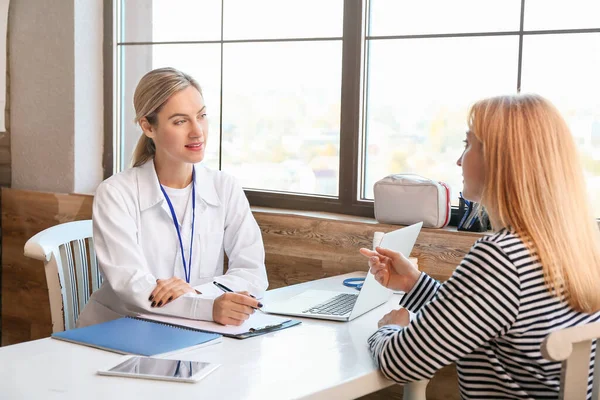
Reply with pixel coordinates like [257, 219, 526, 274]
[24, 220, 102, 332]
[541, 321, 600, 399]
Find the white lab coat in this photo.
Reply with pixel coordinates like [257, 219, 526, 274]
[77, 160, 268, 327]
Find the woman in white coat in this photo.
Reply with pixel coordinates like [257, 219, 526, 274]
[77, 67, 268, 327]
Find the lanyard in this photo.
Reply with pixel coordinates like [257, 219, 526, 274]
[159, 168, 196, 283]
[174, 360, 193, 377]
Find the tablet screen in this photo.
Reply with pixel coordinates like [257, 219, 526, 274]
[103, 356, 218, 382]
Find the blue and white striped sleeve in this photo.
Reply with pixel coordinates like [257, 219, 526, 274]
[367, 240, 521, 384]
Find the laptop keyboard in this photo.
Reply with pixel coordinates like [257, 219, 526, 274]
[302, 293, 359, 316]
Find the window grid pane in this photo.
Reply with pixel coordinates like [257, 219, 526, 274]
[521, 33, 600, 217]
[368, 0, 521, 37]
[362, 36, 519, 203]
[223, 0, 343, 40]
[524, 0, 600, 31]
[120, 0, 222, 43]
[221, 41, 342, 196]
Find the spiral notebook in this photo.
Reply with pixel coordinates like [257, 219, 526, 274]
[137, 312, 301, 339]
[52, 317, 221, 356]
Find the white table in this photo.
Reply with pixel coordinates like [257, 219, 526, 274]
[0, 272, 401, 400]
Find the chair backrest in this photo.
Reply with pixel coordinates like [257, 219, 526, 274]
[24, 220, 102, 332]
[541, 321, 600, 400]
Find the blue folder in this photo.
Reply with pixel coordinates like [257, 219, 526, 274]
[52, 317, 221, 356]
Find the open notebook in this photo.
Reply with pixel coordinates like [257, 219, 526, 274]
[138, 312, 300, 339]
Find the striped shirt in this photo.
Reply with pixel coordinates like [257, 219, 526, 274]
[368, 228, 600, 399]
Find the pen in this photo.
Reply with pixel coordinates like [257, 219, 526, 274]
[212, 281, 235, 293]
[212, 281, 265, 312]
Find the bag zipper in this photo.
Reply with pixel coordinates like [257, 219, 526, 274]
[438, 181, 451, 227]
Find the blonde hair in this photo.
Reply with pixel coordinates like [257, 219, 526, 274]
[469, 94, 600, 313]
[131, 67, 202, 167]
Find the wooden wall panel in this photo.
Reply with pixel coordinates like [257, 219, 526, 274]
[1, 188, 93, 345]
[255, 212, 481, 288]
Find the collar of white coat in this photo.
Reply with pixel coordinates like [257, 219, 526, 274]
[137, 159, 222, 212]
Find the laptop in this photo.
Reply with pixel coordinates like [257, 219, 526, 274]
[263, 222, 423, 322]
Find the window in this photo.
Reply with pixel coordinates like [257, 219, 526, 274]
[110, 0, 600, 219]
[113, 0, 347, 208]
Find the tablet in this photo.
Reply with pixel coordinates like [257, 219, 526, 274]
[98, 356, 220, 383]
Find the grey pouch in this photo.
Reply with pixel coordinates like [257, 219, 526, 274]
[373, 174, 451, 228]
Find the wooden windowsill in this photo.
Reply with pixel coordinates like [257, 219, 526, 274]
[251, 205, 486, 238]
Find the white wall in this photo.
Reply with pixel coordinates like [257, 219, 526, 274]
[74, 0, 104, 194]
[9, 0, 103, 194]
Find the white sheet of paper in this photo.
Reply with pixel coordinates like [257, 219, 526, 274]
[378, 222, 423, 258]
[138, 311, 291, 336]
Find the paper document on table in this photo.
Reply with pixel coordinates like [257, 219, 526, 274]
[137, 311, 301, 339]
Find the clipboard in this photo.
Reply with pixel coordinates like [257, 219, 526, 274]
[234, 319, 301, 339]
[136, 312, 301, 339]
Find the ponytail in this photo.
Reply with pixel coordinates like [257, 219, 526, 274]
[131, 134, 156, 168]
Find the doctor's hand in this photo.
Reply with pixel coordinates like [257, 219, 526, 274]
[359, 247, 421, 293]
[149, 277, 195, 308]
[378, 308, 410, 328]
[213, 292, 262, 326]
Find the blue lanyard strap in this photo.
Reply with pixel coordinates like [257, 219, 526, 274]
[159, 168, 196, 283]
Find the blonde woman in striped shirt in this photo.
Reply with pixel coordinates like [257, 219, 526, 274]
[361, 94, 600, 399]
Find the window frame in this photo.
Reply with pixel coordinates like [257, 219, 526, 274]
[104, 0, 600, 222]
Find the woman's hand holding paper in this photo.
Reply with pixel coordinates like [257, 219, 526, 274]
[359, 247, 421, 293]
